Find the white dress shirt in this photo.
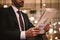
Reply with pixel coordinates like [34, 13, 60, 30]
[11, 5, 26, 39]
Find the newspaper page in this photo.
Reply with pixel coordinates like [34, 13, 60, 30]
[36, 8, 57, 34]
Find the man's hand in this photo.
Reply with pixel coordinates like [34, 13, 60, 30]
[25, 27, 40, 37]
[44, 24, 50, 32]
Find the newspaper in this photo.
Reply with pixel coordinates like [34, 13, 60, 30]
[36, 8, 57, 34]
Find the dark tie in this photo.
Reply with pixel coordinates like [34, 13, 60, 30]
[17, 11, 24, 31]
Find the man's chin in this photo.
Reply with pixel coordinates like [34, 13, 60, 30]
[16, 5, 23, 8]
[20, 4, 24, 7]
[20, 5, 23, 7]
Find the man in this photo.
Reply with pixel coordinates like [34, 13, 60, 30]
[0, 0, 50, 40]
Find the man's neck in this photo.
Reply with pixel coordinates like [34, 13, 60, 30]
[12, 5, 20, 10]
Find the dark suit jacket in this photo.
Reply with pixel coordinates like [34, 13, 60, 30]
[0, 6, 48, 40]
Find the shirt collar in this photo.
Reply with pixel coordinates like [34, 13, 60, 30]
[11, 5, 18, 13]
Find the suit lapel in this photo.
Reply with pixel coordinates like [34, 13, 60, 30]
[8, 6, 18, 25]
[8, 6, 30, 30]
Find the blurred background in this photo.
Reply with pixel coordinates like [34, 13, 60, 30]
[0, 0, 60, 40]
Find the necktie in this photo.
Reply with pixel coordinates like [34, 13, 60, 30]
[17, 11, 24, 31]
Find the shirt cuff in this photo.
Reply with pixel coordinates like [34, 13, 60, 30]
[20, 31, 26, 39]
